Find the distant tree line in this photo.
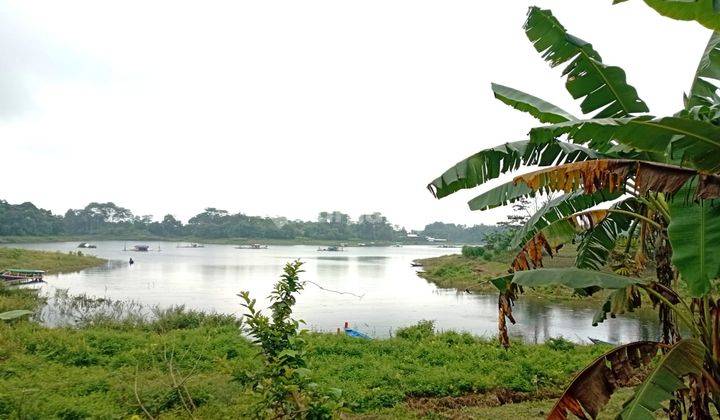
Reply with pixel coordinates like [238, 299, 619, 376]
[0, 200, 502, 243]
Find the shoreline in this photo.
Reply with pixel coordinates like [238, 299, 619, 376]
[0, 235, 474, 248]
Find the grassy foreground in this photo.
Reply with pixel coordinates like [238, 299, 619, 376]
[0, 307, 621, 419]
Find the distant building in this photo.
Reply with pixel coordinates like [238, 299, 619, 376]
[425, 236, 447, 242]
[317, 211, 350, 225]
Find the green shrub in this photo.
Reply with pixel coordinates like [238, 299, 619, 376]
[545, 337, 575, 352]
[396, 320, 435, 340]
[461, 245, 485, 258]
[150, 305, 240, 332]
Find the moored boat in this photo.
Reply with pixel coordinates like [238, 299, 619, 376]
[177, 243, 204, 248]
[77, 242, 97, 249]
[1, 269, 45, 285]
[318, 245, 344, 252]
[235, 244, 268, 250]
[342, 322, 371, 339]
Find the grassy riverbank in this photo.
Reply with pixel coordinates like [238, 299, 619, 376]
[0, 247, 105, 275]
[414, 251, 610, 302]
[0, 248, 106, 313]
[0, 285, 637, 419]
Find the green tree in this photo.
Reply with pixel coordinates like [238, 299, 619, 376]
[429, 6, 720, 418]
[239, 261, 342, 418]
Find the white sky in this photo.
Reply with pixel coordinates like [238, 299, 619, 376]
[0, 1, 711, 229]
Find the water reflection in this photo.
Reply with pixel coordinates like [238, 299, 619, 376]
[3, 241, 661, 343]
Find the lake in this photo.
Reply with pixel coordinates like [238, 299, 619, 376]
[6, 241, 659, 343]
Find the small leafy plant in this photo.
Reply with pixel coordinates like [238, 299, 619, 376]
[239, 260, 342, 419]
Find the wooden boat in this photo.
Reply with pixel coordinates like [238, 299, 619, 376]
[1, 269, 45, 285]
[77, 242, 97, 249]
[588, 337, 614, 345]
[318, 245, 344, 252]
[342, 322, 371, 339]
[177, 243, 204, 248]
[235, 244, 268, 250]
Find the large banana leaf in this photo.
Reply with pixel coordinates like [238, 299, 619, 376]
[530, 116, 720, 172]
[576, 198, 639, 270]
[614, 0, 720, 32]
[548, 341, 661, 419]
[618, 338, 705, 419]
[472, 158, 696, 213]
[0, 310, 33, 321]
[491, 83, 578, 123]
[592, 286, 642, 326]
[512, 268, 641, 289]
[428, 139, 599, 199]
[686, 31, 720, 108]
[524, 6, 649, 118]
[512, 189, 622, 248]
[668, 180, 720, 297]
[467, 180, 535, 211]
[467, 160, 632, 212]
[513, 159, 634, 196]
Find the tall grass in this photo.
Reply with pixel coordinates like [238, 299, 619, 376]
[0, 247, 105, 274]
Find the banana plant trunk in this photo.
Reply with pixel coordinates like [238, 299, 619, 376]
[655, 233, 680, 345]
[655, 230, 685, 419]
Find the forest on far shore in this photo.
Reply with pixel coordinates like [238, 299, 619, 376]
[0, 200, 502, 243]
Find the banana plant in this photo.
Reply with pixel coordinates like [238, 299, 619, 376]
[613, 0, 720, 31]
[0, 310, 33, 321]
[429, 6, 720, 418]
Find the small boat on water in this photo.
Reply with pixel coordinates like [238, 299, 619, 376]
[235, 244, 268, 250]
[410, 261, 423, 267]
[1, 269, 45, 285]
[342, 322, 371, 339]
[131, 245, 150, 252]
[77, 242, 97, 249]
[318, 245, 344, 252]
[177, 243, 204, 248]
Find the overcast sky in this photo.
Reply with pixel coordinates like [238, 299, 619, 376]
[0, 1, 711, 229]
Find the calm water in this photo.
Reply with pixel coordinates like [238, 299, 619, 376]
[7, 241, 659, 343]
